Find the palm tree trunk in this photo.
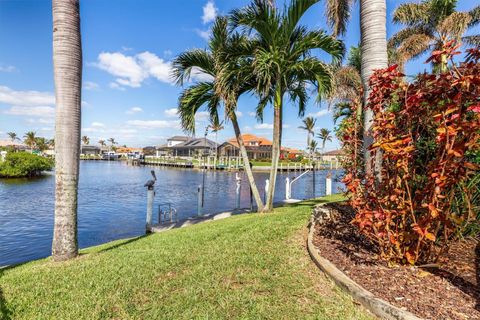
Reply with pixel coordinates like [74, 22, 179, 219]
[52, 0, 82, 261]
[265, 87, 282, 212]
[230, 112, 264, 211]
[360, 0, 388, 178]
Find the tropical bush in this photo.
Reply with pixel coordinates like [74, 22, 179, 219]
[341, 44, 480, 265]
[0, 152, 54, 178]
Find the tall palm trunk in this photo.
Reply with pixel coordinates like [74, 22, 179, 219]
[265, 87, 282, 212]
[230, 112, 264, 211]
[52, 0, 82, 261]
[360, 0, 388, 177]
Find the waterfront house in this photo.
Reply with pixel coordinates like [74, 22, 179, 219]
[0, 139, 27, 151]
[218, 134, 301, 160]
[320, 150, 345, 162]
[80, 145, 101, 155]
[156, 136, 216, 157]
[116, 147, 143, 158]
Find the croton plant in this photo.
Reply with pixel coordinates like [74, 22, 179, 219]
[340, 43, 480, 265]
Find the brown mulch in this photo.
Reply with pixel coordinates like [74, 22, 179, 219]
[312, 202, 480, 320]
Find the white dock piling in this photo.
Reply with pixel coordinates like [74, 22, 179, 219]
[326, 174, 332, 196]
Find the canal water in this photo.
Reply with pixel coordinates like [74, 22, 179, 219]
[0, 161, 344, 266]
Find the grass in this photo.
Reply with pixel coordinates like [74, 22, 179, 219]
[0, 195, 372, 320]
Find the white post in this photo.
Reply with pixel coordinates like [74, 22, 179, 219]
[264, 179, 269, 204]
[197, 185, 203, 216]
[330, 160, 333, 170]
[236, 174, 242, 209]
[285, 177, 291, 200]
[326, 174, 332, 196]
[146, 188, 154, 232]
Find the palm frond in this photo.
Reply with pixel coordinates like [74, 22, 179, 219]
[177, 82, 217, 135]
[462, 35, 480, 47]
[393, 2, 430, 27]
[325, 0, 353, 37]
[437, 12, 472, 41]
[388, 26, 432, 49]
[282, 0, 319, 37]
[287, 80, 308, 117]
[468, 5, 480, 28]
[290, 58, 334, 100]
[347, 45, 361, 73]
[397, 33, 433, 63]
[291, 29, 345, 63]
[171, 50, 215, 86]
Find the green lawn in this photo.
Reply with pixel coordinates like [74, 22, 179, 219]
[0, 195, 372, 320]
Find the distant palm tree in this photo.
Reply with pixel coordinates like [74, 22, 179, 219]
[230, 0, 344, 211]
[35, 137, 49, 152]
[81, 135, 90, 145]
[298, 117, 316, 155]
[390, 0, 480, 72]
[23, 131, 37, 151]
[317, 128, 332, 155]
[107, 138, 117, 150]
[210, 120, 224, 158]
[51, 0, 82, 261]
[7, 132, 18, 144]
[98, 139, 106, 148]
[172, 16, 265, 211]
[48, 139, 55, 148]
[309, 139, 318, 156]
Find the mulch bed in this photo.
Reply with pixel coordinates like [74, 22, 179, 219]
[312, 202, 480, 320]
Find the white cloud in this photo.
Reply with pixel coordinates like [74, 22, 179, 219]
[4, 106, 55, 117]
[0, 86, 55, 107]
[96, 52, 146, 87]
[243, 126, 252, 132]
[195, 28, 211, 40]
[202, 1, 218, 24]
[164, 50, 173, 57]
[164, 108, 178, 117]
[307, 109, 331, 118]
[91, 122, 105, 128]
[137, 51, 172, 84]
[255, 123, 273, 130]
[26, 118, 53, 124]
[248, 112, 256, 117]
[0, 65, 16, 72]
[235, 111, 243, 117]
[95, 51, 173, 88]
[84, 81, 99, 90]
[126, 119, 180, 129]
[109, 82, 126, 91]
[126, 106, 143, 114]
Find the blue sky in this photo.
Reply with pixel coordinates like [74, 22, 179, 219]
[0, 0, 478, 150]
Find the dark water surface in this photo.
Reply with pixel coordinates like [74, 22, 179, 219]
[0, 161, 344, 266]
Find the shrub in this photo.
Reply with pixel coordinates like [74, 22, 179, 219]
[341, 44, 480, 265]
[0, 152, 54, 178]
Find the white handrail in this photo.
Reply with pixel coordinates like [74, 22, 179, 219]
[286, 169, 310, 200]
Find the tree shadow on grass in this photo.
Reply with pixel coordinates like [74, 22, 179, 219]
[0, 269, 12, 320]
[94, 234, 152, 254]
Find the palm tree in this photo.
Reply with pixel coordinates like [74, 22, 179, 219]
[298, 117, 316, 156]
[7, 132, 18, 144]
[324, 0, 388, 176]
[317, 128, 332, 155]
[51, 0, 82, 261]
[107, 138, 117, 150]
[81, 135, 90, 145]
[230, 0, 344, 211]
[389, 0, 480, 72]
[309, 139, 318, 156]
[35, 137, 49, 152]
[23, 131, 37, 152]
[210, 119, 224, 159]
[98, 139, 106, 148]
[48, 138, 55, 148]
[172, 17, 265, 211]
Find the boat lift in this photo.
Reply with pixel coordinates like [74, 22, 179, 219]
[285, 169, 311, 200]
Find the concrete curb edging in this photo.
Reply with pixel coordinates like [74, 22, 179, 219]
[307, 203, 423, 320]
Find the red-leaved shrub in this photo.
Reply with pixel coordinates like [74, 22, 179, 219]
[341, 44, 480, 265]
